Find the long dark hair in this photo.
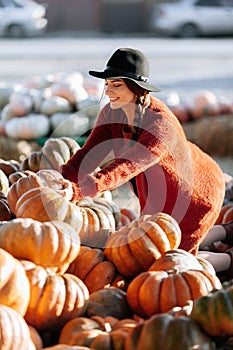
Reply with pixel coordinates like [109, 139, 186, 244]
[124, 78, 150, 138]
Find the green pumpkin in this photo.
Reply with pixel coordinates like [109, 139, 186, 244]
[191, 283, 233, 336]
[125, 313, 216, 350]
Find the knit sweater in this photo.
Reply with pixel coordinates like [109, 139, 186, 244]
[62, 96, 225, 254]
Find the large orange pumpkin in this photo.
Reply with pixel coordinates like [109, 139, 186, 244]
[104, 212, 182, 277]
[126, 269, 222, 318]
[0, 248, 30, 316]
[0, 218, 80, 273]
[22, 260, 89, 331]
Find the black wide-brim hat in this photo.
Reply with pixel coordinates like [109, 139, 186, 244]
[89, 47, 161, 92]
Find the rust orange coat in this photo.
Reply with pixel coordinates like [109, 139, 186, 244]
[62, 96, 225, 254]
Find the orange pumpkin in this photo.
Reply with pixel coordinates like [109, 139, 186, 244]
[0, 304, 36, 350]
[104, 212, 182, 277]
[58, 316, 137, 349]
[22, 260, 89, 331]
[0, 248, 30, 316]
[0, 158, 20, 177]
[126, 269, 222, 318]
[0, 191, 14, 221]
[0, 218, 80, 273]
[215, 203, 233, 225]
[66, 246, 117, 293]
[148, 248, 204, 273]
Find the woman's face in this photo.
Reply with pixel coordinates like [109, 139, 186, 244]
[104, 78, 137, 109]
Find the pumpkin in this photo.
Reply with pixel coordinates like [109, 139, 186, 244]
[0, 158, 20, 177]
[187, 90, 220, 119]
[125, 313, 216, 350]
[85, 287, 132, 320]
[29, 326, 43, 350]
[5, 114, 50, 139]
[148, 248, 205, 273]
[0, 248, 30, 316]
[126, 269, 222, 318]
[22, 260, 89, 331]
[58, 316, 137, 350]
[40, 96, 73, 116]
[104, 212, 182, 277]
[66, 245, 117, 293]
[191, 281, 233, 336]
[0, 191, 14, 221]
[77, 197, 117, 248]
[215, 203, 233, 225]
[50, 111, 90, 137]
[0, 305, 36, 350]
[21, 137, 80, 172]
[0, 218, 80, 273]
[0, 168, 9, 195]
[117, 207, 138, 228]
[9, 170, 35, 185]
[13, 187, 83, 231]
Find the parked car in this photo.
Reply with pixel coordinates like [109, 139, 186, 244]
[149, 0, 233, 38]
[0, 0, 48, 38]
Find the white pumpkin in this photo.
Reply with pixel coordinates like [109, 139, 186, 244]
[5, 114, 50, 139]
[50, 111, 90, 137]
[40, 96, 73, 116]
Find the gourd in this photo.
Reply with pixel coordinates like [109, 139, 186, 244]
[0, 218, 80, 273]
[104, 212, 182, 277]
[50, 111, 90, 137]
[39, 96, 73, 116]
[126, 269, 222, 318]
[21, 260, 89, 331]
[0, 248, 30, 316]
[0, 304, 36, 350]
[0, 158, 20, 177]
[125, 313, 216, 350]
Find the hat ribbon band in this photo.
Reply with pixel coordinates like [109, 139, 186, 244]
[105, 66, 149, 82]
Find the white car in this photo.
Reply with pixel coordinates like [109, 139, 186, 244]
[0, 0, 48, 37]
[150, 0, 233, 37]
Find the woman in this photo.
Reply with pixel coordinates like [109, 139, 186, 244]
[61, 47, 226, 256]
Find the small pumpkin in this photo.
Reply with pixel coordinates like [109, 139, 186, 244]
[43, 345, 91, 349]
[66, 245, 117, 293]
[0, 158, 20, 177]
[0, 191, 14, 221]
[0, 168, 9, 195]
[125, 313, 216, 350]
[0, 304, 36, 350]
[126, 269, 222, 318]
[104, 212, 182, 277]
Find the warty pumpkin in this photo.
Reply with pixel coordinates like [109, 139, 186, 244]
[0, 248, 30, 316]
[21, 260, 89, 331]
[126, 269, 222, 318]
[124, 313, 216, 350]
[0, 304, 36, 350]
[104, 212, 182, 277]
[0, 218, 80, 273]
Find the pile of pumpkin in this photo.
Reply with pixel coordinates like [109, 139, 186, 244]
[1, 72, 233, 142]
[0, 71, 103, 140]
[1, 136, 233, 349]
